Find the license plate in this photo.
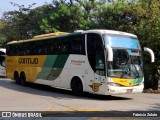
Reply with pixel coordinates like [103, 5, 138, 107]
[126, 89, 133, 93]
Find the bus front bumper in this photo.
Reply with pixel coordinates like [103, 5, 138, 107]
[106, 84, 144, 95]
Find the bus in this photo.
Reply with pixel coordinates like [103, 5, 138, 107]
[5, 30, 155, 95]
[0, 48, 6, 77]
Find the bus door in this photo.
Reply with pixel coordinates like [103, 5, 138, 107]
[85, 33, 106, 94]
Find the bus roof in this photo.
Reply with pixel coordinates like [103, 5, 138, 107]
[7, 29, 137, 45]
[33, 32, 69, 39]
[7, 32, 70, 45]
[83, 29, 137, 38]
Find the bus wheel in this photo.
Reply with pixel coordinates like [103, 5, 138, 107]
[20, 72, 27, 86]
[71, 78, 83, 96]
[14, 72, 20, 84]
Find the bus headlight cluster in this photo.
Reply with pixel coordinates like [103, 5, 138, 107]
[108, 82, 121, 87]
[140, 81, 144, 85]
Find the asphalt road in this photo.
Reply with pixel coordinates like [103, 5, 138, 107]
[0, 78, 160, 119]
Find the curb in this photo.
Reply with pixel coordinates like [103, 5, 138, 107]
[143, 89, 160, 93]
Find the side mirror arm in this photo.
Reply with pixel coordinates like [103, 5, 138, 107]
[144, 47, 155, 62]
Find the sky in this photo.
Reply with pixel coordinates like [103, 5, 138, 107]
[0, 0, 53, 18]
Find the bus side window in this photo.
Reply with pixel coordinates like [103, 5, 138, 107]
[49, 39, 55, 55]
[26, 42, 33, 55]
[54, 38, 61, 54]
[6, 46, 10, 56]
[69, 35, 85, 55]
[10, 45, 17, 56]
[61, 42, 69, 54]
[60, 37, 69, 54]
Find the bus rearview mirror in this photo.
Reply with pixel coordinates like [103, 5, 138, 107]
[105, 45, 113, 62]
[144, 47, 155, 63]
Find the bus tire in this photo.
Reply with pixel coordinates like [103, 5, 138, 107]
[71, 77, 83, 96]
[20, 72, 27, 86]
[14, 72, 20, 84]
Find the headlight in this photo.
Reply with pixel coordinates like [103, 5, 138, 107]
[108, 82, 121, 87]
[140, 81, 144, 85]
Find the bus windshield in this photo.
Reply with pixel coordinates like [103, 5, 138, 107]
[104, 35, 143, 78]
[104, 35, 140, 49]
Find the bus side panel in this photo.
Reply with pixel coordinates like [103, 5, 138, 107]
[27, 55, 47, 82]
[57, 54, 107, 95]
[58, 55, 87, 89]
[58, 54, 107, 95]
[6, 56, 19, 80]
[6, 55, 46, 82]
[36, 55, 69, 86]
[84, 56, 106, 95]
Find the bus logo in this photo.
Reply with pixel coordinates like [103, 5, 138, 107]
[89, 83, 102, 92]
[18, 58, 38, 64]
[71, 60, 85, 65]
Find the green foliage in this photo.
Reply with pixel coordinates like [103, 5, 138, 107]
[96, 1, 133, 31]
[1, 2, 42, 42]
[0, 20, 7, 47]
[39, 0, 99, 33]
[129, 0, 160, 71]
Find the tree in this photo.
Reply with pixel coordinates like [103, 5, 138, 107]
[1, 2, 41, 41]
[96, 1, 135, 31]
[39, 0, 98, 33]
[129, 0, 160, 89]
[0, 20, 7, 47]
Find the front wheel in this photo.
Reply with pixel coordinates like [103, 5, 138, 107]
[71, 78, 83, 96]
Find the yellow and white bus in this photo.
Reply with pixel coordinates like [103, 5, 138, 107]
[5, 30, 154, 95]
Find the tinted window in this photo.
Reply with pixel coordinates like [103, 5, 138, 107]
[6, 34, 85, 56]
[69, 35, 85, 55]
[87, 33, 105, 75]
